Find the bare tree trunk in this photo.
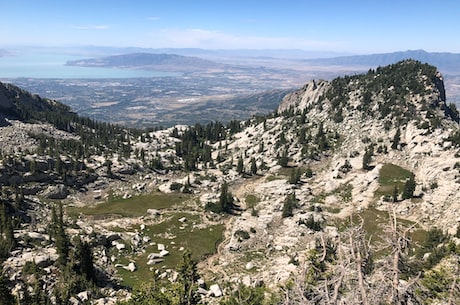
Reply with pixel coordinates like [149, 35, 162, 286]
[386, 208, 417, 305]
[331, 272, 344, 304]
[390, 209, 399, 304]
[391, 246, 400, 304]
[350, 234, 369, 305]
[330, 235, 344, 305]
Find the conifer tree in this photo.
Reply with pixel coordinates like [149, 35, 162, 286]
[402, 174, 416, 200]
[289, 168, 302, 185]
[177, 250, 199, 305]
[250, 157, 257, 175]
[392, 185, 399, 202]
[362, 146, 373, 170]
[391, 128, 401, 150]
[278, 149, 289, 167]
[52, 203, 70, 267]
[219, 182, 234, 213]
[0, 203, 14, 260]
[73, 236, 96, 282]
[237, 156, 244, 174]
[282, 192, 298, 218]
[0, 265, 14, 305]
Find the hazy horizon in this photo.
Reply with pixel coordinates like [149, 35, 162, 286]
[2, 1, 460, 54]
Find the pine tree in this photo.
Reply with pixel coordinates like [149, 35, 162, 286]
[0, 203, 15, 260]
[362, 146, 373, 170]
[73, 236, 95, 282]
[237, 156, 244, 174]
[278, 149, 289, 167]
[402, 174, 416, 200]
[177, 250, 199, 305]
[106, 159, 113, 176]
[392, 185, 399, 202]
[305, 167, 313, 178]
[391, 128, 401, 150]
[289, 168, 302, 184]
[0, 266, 14, 305]
[250, 157, 257, 175]
[282, 192, 298, 218]
[219, 182, 234, 213]
[52, 203, 69, 267]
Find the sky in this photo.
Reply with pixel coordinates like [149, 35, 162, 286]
[2, 0, 460, 54]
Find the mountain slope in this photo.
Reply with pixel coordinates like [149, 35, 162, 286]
[0, 81, 76, 127]
[192, 60, 460, 303]
[2, 60, 460, 304]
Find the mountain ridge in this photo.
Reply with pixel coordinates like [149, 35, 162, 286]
[304, 49, 460, 73]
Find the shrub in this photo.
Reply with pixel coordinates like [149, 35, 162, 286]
[402, 174, 416, 199]
[170, 182, 183, 191]
[339, 160, 352, 173]
[234, 229, 250, 240]
[298, 215, 323, 231]
[282, 193, 298, 218]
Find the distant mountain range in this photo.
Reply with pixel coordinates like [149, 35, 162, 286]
[304, 49, 460, 73]
[65, 49, 460, 74]
[66, 53, 228, 72]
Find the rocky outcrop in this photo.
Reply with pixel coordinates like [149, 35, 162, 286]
[277, 79, 329, 113]
[42, 184, 69, 199]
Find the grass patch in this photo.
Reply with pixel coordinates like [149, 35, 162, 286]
[335, 206, 427, 256]
[312, 191, 327, 204]
[69, 190, 190, 217]
[266, 175, 284, 182]
[245, 194, 260, 208]
[336, 183, 353, 203]
[117, 212, 224, 288]
[242, 250, 266, 263]
[326, 207, 342, 214]
[376, 163, 413, 199]
[277, 167, 294, 176]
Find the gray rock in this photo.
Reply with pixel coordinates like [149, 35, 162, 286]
[208, 284, 222, 297]
[159, 250, 169, 257]
[127, 262, 136, 272]
[147, 209, 161, 216]
[147, 258, 163, 265]
[43, 184, 69, 199]
[245, 262, 255, 270]
[77, 291, 89, 302]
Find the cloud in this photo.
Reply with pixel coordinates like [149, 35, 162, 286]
[149, 28, 342, 50]
[72, 25, 110, 30]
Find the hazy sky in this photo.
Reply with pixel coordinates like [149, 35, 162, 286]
[2, 0, 460, 54]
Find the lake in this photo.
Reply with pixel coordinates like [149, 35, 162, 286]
[0, 53, 179, 79]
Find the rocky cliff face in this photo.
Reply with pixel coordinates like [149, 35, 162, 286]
[277, 79, 330, 113]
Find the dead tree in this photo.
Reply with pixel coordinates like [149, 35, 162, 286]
[369, 208, 421, 305]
